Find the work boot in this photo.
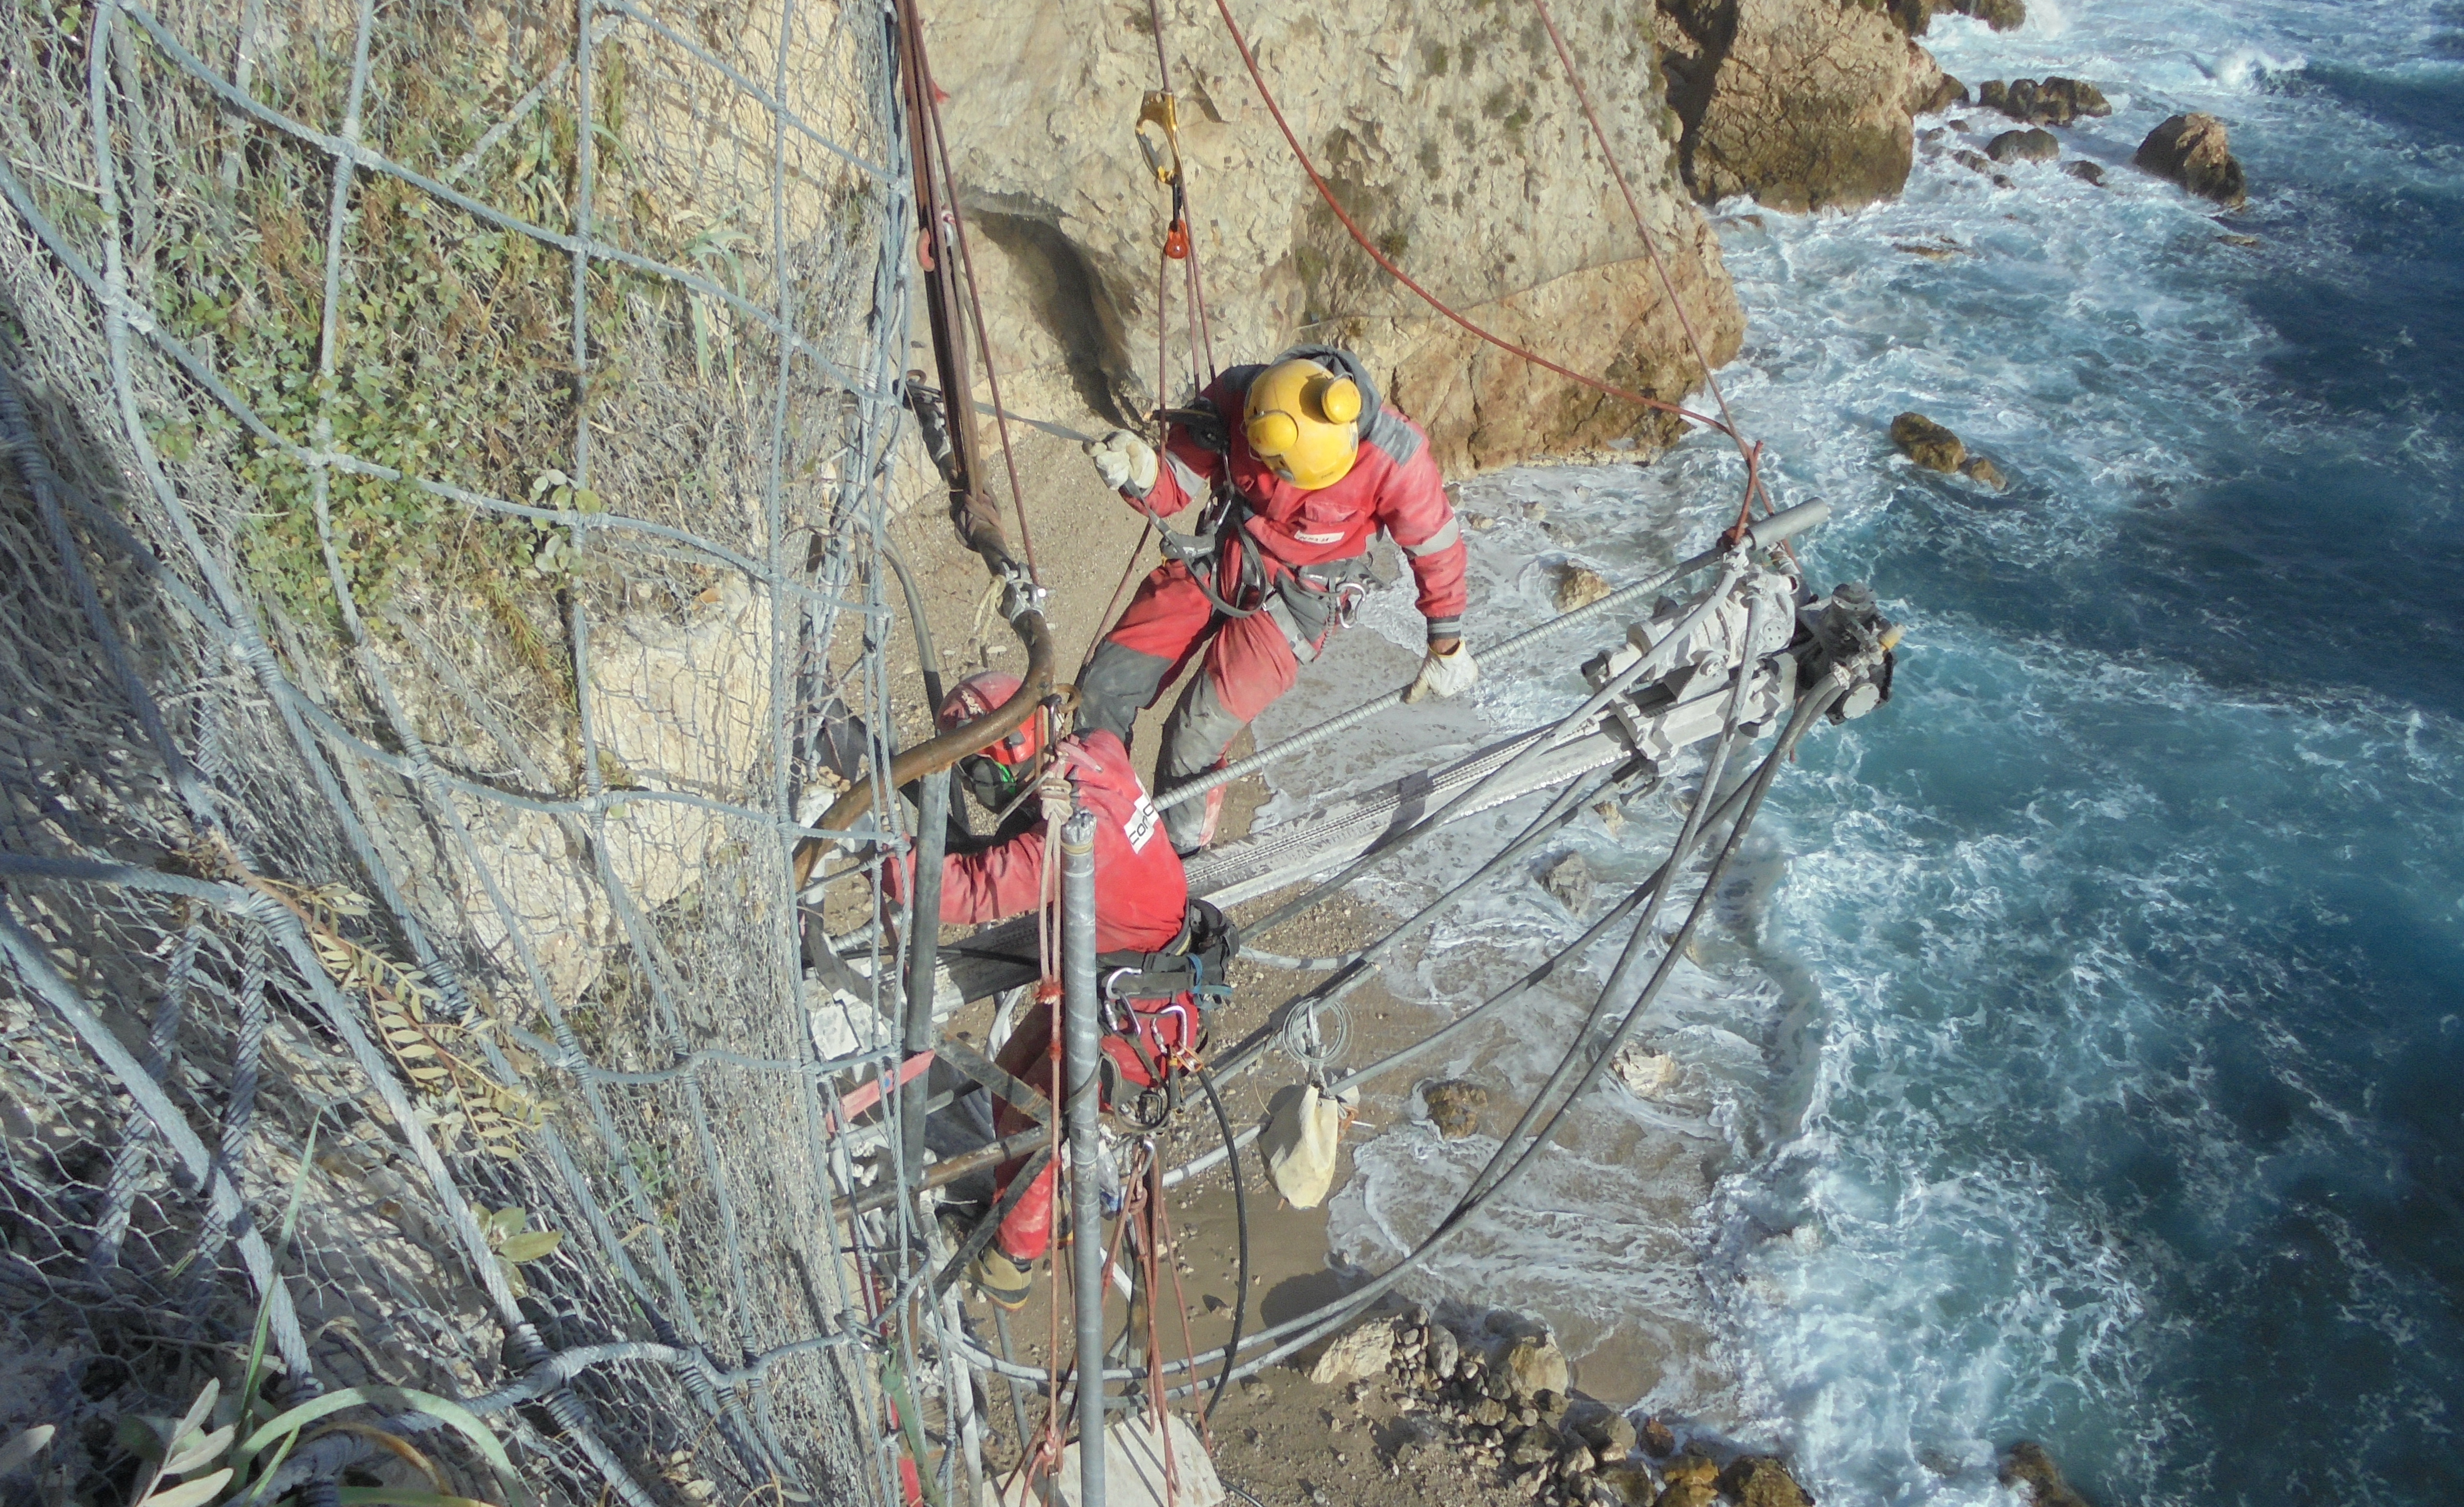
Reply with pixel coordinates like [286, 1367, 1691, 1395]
[966, 1243, 1035, 1311]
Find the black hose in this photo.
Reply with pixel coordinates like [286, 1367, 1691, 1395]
[1189, 1061, 1248, 1421]
[877, 531, 944, 715]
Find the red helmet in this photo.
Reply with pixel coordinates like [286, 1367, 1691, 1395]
[937, 672, 1043, 765]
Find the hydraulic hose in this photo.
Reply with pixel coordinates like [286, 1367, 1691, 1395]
[1189, 1061, 1249, 1421]
[877, 531, 943, 715]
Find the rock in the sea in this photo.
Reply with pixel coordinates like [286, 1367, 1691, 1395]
[2134, 113, 2249, 207]
[2063, 159, 2108, 186]
[1595, 1463, 1657, 1507]
[1662, 1451, 1719, 1489]
[1640, 1415, 1678, 1458]
[1309, 1317, 1398, 1386]
[1891, 412, 1969, 471]
[1962, 455, 2007, 490]
[1979, 76, 2111, 126]
[1555, 563, 1614, 612]
[1543, 851, 1595, 913]
[1610, 1045, 1682, 1098]
[1913, 71, 1970, 115]
[1422, 1080, 1490, 1141]
[1940, 0, 2026, 29]
[1954, 149, 1994, 174]
[1719, 1455, 1814, 1507]
[1502, 1334, 1571, 1399]
[2001, 1442, 2095, 1507]
[1987, 127, 2061, 164]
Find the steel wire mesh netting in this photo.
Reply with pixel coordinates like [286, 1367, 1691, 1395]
[0, 1, 931, 1502]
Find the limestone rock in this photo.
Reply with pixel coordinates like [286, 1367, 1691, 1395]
[2063, 160, 2108, 187]
[1978, 76, 2110, 127]
[1987, 128, 2060, 164]
[1657, 0, 1947, 211]
[928, 0, 1744, 475]
[1469, 1397, 1509, 1427]
[1891, 412, 1967, 471]
[1426, 1323, 1461, 1380]
[1597, 1463, 1657, 1507]
[1913, 72, 1970, 115]
[1502, 1334, 1571, 1399]
[1718, 1455, 1812, 1507]
[2134, 113, 2248, 207]
[1309, 1317, 1398, 1386]
[1652, 1483, 1718, 1507]
[1421, 1079, 1490, 1140]
[1555, 564, 1614, 612]
[1961, 454, 2007, 490]
[2001, 1442, 2095, 1507]
[1543, 851, 1595, 913]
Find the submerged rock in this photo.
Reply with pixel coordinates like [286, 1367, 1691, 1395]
[2134, 112, 2248, 207]
[1987, 127, 2061, 164]
[2063, 159, 2108, 186]
[2002, 1442, 2096, 1507]
[1421, 1079, 1490, 1141]
[1953, 148, 1995, 174]
[1891, 412, 1969, 471]
[1719, 1455, 1814, 1507]
[1543, 851, 1595, 913]
[1962, 454, 2008, 490]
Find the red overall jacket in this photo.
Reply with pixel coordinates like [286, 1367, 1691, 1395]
[920, 730, 1186, 954]
[1130, 345, 1469, 641]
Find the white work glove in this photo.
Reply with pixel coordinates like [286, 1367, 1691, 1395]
[1404, 639, 1479, 703]
[1085, 429, 1158, 495]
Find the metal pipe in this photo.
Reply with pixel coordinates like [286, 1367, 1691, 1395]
[900, 767, 951, 1171]
[1059, 808, 1106, 1507]
[1746, 497, 1830, 550]
[1154, 544, 1726, 812]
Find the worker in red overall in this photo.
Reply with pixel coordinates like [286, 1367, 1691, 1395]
[889, 672, 1207, 1308]
[1076, 344, 1479, 854]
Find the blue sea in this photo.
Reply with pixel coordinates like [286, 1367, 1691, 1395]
[1308, 2, 2464, 1502]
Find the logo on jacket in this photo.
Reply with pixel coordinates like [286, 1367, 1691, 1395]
[1124, 795, 1160, 853]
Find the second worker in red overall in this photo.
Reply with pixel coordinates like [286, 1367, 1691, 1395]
[1077, 345, 1480, 855]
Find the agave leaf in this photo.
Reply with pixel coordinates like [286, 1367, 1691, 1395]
[138, 1467, 233, 1507]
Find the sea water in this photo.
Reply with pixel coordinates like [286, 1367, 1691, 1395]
[1272, 2, 2464, 1501]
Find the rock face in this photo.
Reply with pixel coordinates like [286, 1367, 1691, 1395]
[1421, 1079, 1490, 1140]
[1978, 76, 2112, 126]
[927, 0, 1745, 473]
[1657, 0, 1950, 211]
[1891, 411, 1967, 471]
[2002, 1442, 2096, 1507]
[1987, 128, 2061, 164]
[2134, 112, 2249, 207]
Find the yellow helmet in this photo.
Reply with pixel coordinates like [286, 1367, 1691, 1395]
[1244, 357, 1363, 490]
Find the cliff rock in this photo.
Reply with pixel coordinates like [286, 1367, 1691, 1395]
[1657, 0, 1949, 211]
[2134, 112, 2249, 207]
[925, 0, 1745, 473]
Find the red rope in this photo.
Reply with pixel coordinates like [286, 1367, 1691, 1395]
[1204, 0, 1742, 448]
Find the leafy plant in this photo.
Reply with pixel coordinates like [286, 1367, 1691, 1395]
[477, 1206, 565, 1298]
